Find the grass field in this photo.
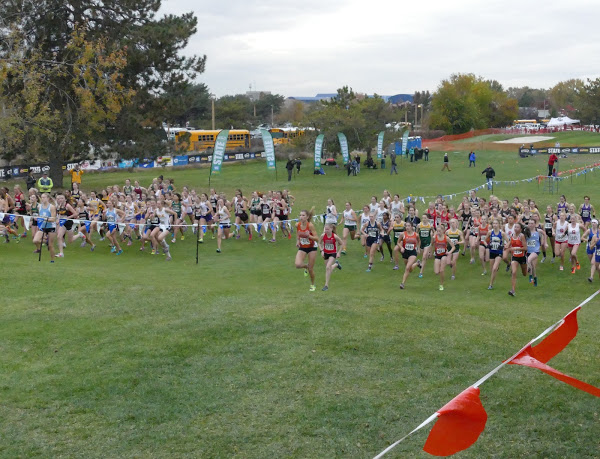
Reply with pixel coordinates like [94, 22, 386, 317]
[1, 147, 600, 458]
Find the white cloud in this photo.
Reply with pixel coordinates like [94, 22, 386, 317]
[160, 0, 600, 96]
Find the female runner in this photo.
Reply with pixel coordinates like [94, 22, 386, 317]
[195, 193, 213, 243]
[579, 196, 595, 229]
[468, 208, 481, 264]
[379, 211, 394, 262]
[33, 193, 57, 262]
[507, 222, 528, 297]
[392, 214, 406, 270]
[249, 191, 262, 225]
[583, 219, 600, 277]
[318, 224, 343, 291]
[55, 193, 77, 258]
[390, 194, 404, 220]
[416, 214, 433, 278]
[445, 218, 464, 280]
[433, 224, 455, 291]
[553, 211, 569, 271]
[26, 193, 40, 242]
[526, 219, 546, 286]
[233, 190, 251, 240]
[359, 205, 371, 258]
[170, 193, 186, 243]
[542, 205, 556, 263]
[398, 221, 420, 289]
[587, 219, 600, 282]
[339, 202, 358, 254]
[151, 199, 177, 260]
[503, 214, 517, 272]
[460, 202, 472, 256]
[487, 218, 506, 290]
[72, 198, 95, 250]
[566, 215, 582, 273]
[362, 212, 383, 272]
[215, 198, 233, 254]
[103, 200, 125, 255]
[295, 208, 319, 292]
[478, 215, 490, 275]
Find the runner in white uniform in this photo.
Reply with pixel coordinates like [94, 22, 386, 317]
[554, 213, 569, 271]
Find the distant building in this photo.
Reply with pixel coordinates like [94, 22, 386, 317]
[246, 90, 271, 102]
[287, 92, 414, 105]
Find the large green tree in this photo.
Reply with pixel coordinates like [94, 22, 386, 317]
[0, 0, 205, 186]
[429, 74, 518, 134]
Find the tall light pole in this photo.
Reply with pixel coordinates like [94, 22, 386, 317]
[419, 104, 423, 128]
[414, 103, 418, 128]
[210, 94, 216, 130]
[271, 105, 274, 127]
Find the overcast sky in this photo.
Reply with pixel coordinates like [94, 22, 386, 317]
[161, 0, 600, 97]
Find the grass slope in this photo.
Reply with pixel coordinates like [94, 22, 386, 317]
[1, 150, 599, 458]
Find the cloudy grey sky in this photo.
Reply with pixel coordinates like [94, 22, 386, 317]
[161, 0, 600, 97]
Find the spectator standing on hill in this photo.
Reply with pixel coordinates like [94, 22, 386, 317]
[69, 164, 84, 190]
[390, 152, 398, 175]
[469, 151, 476, 167]
[295, 158, 301, 174]
[409, 147, 414, 162]
[25, 171, 36, 191]
[286, 158, 295, 182]
[482, 165, 496, 190]
[441, 153, 451, 171]
[548, 152, 558, 176]
[37, 172, 53, 193]
[355, 154, 361, 173]
[424, 147, 429, 161]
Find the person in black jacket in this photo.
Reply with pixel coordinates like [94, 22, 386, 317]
[482, 165, 496, 190]
[25, 171, 37, 191]
[286, 159, 295, 181]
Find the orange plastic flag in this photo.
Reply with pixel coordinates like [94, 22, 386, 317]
[510, 347, 600, 397]
[423, 387, 487, 456]
[508, 307, 600, 397]
[529, 307, 580, 363]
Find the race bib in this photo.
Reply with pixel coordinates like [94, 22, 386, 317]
[300, 237, 310, 246]
[324, 243, 334, 251]
[405, 243, 415, 250]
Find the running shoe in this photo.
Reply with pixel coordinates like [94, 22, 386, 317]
[116, 249, 123, 256]
[533, 277, 538, 287]
[304, 269, 308, 277]
[487, 285, 493, 290]
[540, 257, 546, 263]
[181, 236, 185, 241]
[33, 249, 41, 254]
[363, 254, 367, 258]
[309, 285, 316, 292]
[212, 235, 216, 240]
[287, 232, 291, 240]
[341, 250, 346, 255]
[80, 241, 87, 248]
[393, 265, 399, 270]
[380, 255, 384, 262]
[269, 239, 276, 243]
[571, 267, 576, 274]
[127, 240, 132, 246]
[366, 268, 371, 272]
[166, 254, 172, 261]
[199, 238, 203, 243]
[469, 258, 475, 264]
[99, 237, 105, 242]
[90, 245, 96, 252]
[559, 266, 564, 271]
[439, 285, 444, 291]
[262, 236, 266, 241]
[529, 275, 533, 283]
[505, 265, 511, 272]
[336, 261, 342, 270]
[588, 277, 593, 283]
[322, 286, 329, 291]
[399, 283, 405, 289]
[151, 250, 157, 255]
[171, 237, 176, 243]
[508, 290, 515, 296]
[576, 263, 581, 270]
[21, 232, 27, 238]
[236, 234, 240, 240]
[418, 273, 423, 278]
[451, 275, 455, 280]
[551, 257, 555, 263]
[56, 253, 64, 258]
[481, 271, 487, 276]
[216, 248, 221, 253]
[111, 246, 116, 253]
[248, 233, 252, 241]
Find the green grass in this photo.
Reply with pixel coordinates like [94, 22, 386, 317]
[452, 131, 600, 147]
[2, 150, 600, 458]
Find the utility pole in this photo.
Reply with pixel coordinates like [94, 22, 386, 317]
[211, 95, 216, 130]
[271, 105, 274, 127]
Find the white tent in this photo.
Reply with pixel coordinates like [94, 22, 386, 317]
[546, 116, 580, 127]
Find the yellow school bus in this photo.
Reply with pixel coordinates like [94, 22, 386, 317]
[175, 129, 251, 152]
[269, 127, 306, 145]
